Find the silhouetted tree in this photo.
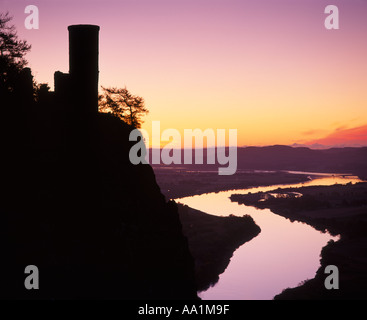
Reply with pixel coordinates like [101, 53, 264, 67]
[0, 12, 31, 95]
[35, 83, 51, 102]
[99, 86, 149, 128]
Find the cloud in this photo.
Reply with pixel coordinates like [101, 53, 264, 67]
[335, 126, 347, 132]
[306, 124, 367, 147]
[301, 129, 327, 136]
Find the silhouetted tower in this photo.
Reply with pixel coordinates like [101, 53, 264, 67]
[68, 25, 100, 113]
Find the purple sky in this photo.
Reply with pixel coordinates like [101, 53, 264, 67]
[2, 0, 367, 146]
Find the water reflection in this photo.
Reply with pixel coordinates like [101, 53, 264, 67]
[177, 175, 362, 300]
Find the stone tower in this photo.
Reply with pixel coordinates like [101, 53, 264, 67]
[67, 24, 100, 113]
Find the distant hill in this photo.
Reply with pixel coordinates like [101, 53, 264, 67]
[291, 143, 367, 149]
[150, 146, 367, 178]
[236, 146, 367, 176]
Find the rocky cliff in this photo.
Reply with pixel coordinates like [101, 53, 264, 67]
[0, 106, 198, 299]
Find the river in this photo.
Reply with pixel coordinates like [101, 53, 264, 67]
[177, 174, 363, 300]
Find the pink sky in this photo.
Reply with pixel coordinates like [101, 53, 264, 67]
[2, 0, 367, 147]
[307, 124, 367, 147]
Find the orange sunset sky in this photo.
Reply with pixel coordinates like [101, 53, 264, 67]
[2, 0, 367, 147]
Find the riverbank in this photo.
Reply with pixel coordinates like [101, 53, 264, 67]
[177, 203, 261, 292]
[154, 169, 311, 199]
[230, 182, 367, 299]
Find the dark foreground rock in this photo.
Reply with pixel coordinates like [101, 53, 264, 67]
[0, 111, 198, 300]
